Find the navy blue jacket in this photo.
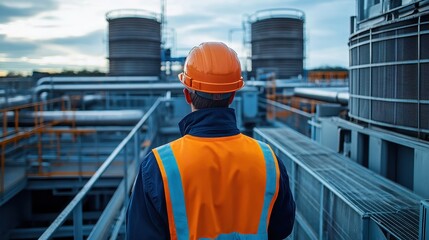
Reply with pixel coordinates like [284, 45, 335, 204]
[126, 108, 295, 240]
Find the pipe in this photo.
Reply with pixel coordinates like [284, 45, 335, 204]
[245, 80, 349, 88]
[37, 76, 159, 86]
[0, 95, 32, 108]
[293, 87, 349, 105]
[34, 83, 185, 97]
[34, 83, 261, 98]
[6, 110, 144, 125]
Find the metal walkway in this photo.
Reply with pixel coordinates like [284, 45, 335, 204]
[254, 127, 422, 240]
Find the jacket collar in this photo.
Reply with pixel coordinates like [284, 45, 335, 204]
[178, 108, 240, 137]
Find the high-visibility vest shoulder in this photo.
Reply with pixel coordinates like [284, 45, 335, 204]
[153, 134, 280, 240]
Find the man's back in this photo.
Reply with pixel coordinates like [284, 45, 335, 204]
[154, 133, 279, 239]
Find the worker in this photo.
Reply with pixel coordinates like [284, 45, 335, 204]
[126, 42, 295, 240]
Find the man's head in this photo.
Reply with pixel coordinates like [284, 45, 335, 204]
[178, 42, 244, 111]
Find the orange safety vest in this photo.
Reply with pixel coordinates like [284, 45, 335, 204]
[153, 133, 280, 240]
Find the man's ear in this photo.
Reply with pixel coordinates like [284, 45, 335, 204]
[228, 92, 236, 104]
[183, 88, 192, 104]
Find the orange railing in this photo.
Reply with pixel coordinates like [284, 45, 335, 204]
[0, 97, 79, 194]
[307, 70, 348, 83]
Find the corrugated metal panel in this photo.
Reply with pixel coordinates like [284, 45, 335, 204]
[251, 17, 304, 79]
[107, 16, 161, 76]
[349, 11, 429, 134]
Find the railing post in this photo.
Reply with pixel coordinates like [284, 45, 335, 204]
[1, 144, 5, 195]
[123, 144, 128, 202]
[3, 111, 8, 137]
[14, 109, 19, 133]
[319, 185, 325, 239]
[73, 201, 83, 240]
[134, 133, 140, 163]
[78, 134, 82, 179]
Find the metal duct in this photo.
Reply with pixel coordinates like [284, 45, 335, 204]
[106, 10, 161, 76]
[6, 110, 144, 125]
[294, 87, 349, 105]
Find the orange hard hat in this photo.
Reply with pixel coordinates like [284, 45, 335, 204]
[178, 42, 244, 94]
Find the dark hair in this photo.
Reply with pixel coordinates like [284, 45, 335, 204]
[190, 92, 230, 109]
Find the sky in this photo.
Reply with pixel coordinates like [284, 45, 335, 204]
[0, 0, 356, 76]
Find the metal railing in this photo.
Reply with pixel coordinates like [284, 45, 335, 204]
[260, 98, 314, 137]
[38, 98, 162, 240]
[420, 200, 429, 240]
[254, 128, 422, 240]
[1, 97, 75, 198]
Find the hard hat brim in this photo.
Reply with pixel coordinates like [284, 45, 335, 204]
[178, 72, 244, 94]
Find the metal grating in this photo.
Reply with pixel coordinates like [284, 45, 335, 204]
[254, 128, 421, 240]
[372, 39, 395, 63]
[372, 101, 394, 124]
[396, 103, 418, 128]
[371, 66, 395, 98]
[422, 34, 429, 59]
[421, 105, 429, 129]
[358, 68, 370, 96]
[421, 63, 429, 100]
[396, 64, 418, 100]
[358, 44, 370, 65]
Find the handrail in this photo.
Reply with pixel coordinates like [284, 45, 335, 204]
[38, 98, 162, 240]
[1, 97, 74, 196]
[37, 76, 159, 86]
[34, 83, 184, 98]
[261, 98, 314, 118]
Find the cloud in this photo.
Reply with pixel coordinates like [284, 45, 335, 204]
[0, 0, 59, 23]
[0, 34, 38, 58]
[46, 29, 106, 55]
[0, 57, 106, 73]
[0, 30, 107, 73]
[309, 46, 350, 68]
[0, 29, 106, 58]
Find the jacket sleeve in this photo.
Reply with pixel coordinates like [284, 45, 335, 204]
[126, 152, 170, 240]
[268, 155, 296, 239]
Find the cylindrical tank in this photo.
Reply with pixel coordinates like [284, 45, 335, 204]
[250, 9, 305, 80]
[349, 6, 429, 134]
[106, 9, 161, 76]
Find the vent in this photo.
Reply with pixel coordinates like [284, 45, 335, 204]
[349, 12, 429, 134]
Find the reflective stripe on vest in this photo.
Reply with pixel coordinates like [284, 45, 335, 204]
[155, 139, 278, 240]
[156, 144, 190, 239]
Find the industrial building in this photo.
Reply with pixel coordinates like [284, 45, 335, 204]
[0, 1, 428, 239]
